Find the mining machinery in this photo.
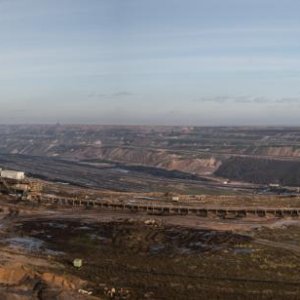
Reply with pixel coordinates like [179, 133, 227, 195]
[0, 170, 42, 200]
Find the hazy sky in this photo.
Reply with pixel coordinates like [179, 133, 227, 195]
[1, 0, 300, 125]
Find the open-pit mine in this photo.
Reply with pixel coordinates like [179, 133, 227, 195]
[1, 125, 300, 299]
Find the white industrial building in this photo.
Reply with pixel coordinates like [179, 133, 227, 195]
[0, 170, 25, 181]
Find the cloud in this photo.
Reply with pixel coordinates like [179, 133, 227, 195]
[275, 97, 300, 103]
[111, 91, 134, 97]
[194, 96, 254, 103]
[195, 96, 232, 103]
[88, 91, 134, 99]
[194, 96, 300, 105]
[88, 92, 106, 98]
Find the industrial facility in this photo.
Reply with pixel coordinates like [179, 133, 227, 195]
[0, 168, 42, 200]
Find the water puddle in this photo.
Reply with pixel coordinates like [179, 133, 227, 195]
[149, 244, 165, 254]
[5, 236, 64, 255]
[47, 223, 68, 229]
[5, 237, 44, 252]
[233, 247, 253, 255]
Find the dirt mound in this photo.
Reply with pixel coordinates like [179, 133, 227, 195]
[41, 272, 85, 290]
[0, 265, 33, 286]
[0, 264, 91, 300]
[164, 157, 221, 174]
[94, 147, 220, 175]
[248, 146, 300, 158]
[215, 157, 300, 186]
